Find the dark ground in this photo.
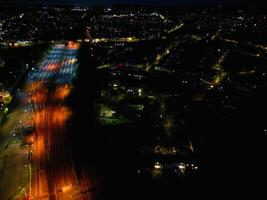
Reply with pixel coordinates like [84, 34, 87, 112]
[67, 43, 266, 199]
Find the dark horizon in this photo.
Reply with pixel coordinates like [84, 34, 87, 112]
[0, 0, 263, 7]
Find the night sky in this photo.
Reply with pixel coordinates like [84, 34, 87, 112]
[2, 0, 258, 6]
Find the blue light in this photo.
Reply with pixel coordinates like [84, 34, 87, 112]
[26, 43, 79, 86]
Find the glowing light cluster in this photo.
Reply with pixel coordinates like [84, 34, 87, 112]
[67, 41, 80, 49]
[53, 85, 72, 101]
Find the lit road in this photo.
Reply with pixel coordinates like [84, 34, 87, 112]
[145, 38, 184, 72]
[201, 50, 229, 90]
[167, 23, 184, 34]
[145, 44, 173, 72]
[91, 23, 184, 44]
[22, 41, 92, 200]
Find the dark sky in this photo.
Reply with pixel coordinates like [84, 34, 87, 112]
[1, 0, 258, 6]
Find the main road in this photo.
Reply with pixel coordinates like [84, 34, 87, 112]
[23, 41, 93, 200]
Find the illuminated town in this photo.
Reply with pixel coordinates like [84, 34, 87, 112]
[0, 1, 266, 199]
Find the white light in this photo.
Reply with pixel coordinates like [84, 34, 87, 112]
[178, 163, 186, 170]
[154, 162, 162, 170]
